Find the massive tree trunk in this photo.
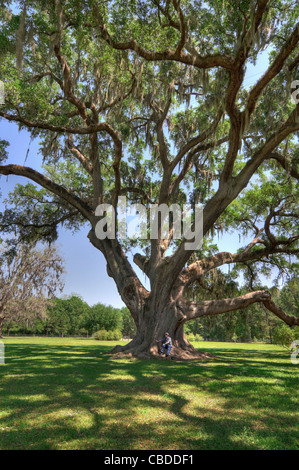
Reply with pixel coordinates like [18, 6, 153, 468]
[88, 230, 203, 359]
[111, 294, 211, 360]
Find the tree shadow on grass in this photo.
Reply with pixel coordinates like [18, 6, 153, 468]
[0, 340, 298, 450]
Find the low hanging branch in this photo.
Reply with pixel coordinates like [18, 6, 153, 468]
[0, 164, 93, 220]
[178, 290, 299, 326]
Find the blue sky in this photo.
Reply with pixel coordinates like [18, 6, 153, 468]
[0, 50, 272, 308]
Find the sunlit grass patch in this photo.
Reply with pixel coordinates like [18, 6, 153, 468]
[0, 337, 298, 450]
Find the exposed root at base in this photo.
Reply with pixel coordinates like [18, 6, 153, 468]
[108, 348, 215, 361]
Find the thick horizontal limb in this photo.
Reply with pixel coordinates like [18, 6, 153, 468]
[96, 17, 234, 70]
[178, 290, 299, 326]
[0, 164, 93, 219]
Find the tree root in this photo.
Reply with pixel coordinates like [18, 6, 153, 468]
[108, 345, 215, 361]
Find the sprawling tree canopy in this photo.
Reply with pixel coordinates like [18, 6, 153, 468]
[0, 0, 298, 358]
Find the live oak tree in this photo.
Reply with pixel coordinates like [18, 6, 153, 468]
[0, 242, 64, 337]
[0, 0, 298, 358]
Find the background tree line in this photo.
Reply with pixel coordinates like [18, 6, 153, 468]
[2, 294, 136, 340]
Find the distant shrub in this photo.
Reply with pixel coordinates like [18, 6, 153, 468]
[186, 333, 195, 342]
[273, 325, 295, 350]
[106, 329, 122, 340]
[186, 333, 204, 342]
[232, 334, 238, 343]
[92, 329, 122, 341]
[194, 334, 204, 342]
[92, 329, 107, 340]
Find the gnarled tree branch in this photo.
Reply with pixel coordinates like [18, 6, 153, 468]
[178, 289, 299, 326]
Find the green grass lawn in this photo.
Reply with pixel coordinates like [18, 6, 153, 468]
[0, 337, 298, 450]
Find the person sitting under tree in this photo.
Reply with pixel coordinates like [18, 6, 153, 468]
[157, 332, 172, 357]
